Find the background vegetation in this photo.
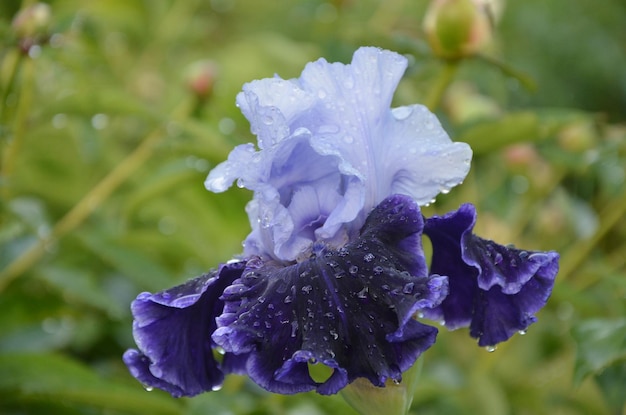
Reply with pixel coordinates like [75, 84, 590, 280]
[1, 0, 625, 414]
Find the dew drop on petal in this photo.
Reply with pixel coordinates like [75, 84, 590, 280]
[391, 106, 413, 120]
[349, 265, 359, 275]
[301, 285, 313, 294]
[485, 345, 497, 352]
[518, 329, 527, 336]
[363, 253, 375, 262]
[402, 282, 414, 294]
[211, 383, 223, 391]
[144, 385, 154, 392]
[357, 287, 368, 298]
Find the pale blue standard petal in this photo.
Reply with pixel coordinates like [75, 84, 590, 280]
[422, 204, 559, 347]
[205, 47, 471, 261]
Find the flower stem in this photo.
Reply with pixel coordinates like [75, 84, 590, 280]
[558, 186, 626, 281]
[475, 53, 536, 92]
[424, 60, 459, 112]
[0, 100, 191, 293]
[1, 54, 33, 202]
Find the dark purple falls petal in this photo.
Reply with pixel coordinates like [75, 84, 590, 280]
[123, 261, 247, 397]
[423, 203, 559, 347]
[213, 194, 448, 395]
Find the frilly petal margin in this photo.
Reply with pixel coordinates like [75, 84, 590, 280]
[205, 47, 472, 262]
[213, 194, 448, 395]
[422, 204, 559, 347]
[123, 261, 247, 397]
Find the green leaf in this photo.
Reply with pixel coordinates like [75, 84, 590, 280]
[456, 111, 540, 155]
[572, 318, 626, 384]
[0, 353, 183, 414]
[77, 228, 174, 292]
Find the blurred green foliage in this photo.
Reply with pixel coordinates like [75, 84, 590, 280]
[1, 0, 625, 414]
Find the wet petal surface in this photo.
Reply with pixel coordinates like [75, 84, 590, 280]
[423, 204, 559, 346]
[205, 47, 471, 261]
[123, 261, 247, 397]
[213, 195, 447, 394]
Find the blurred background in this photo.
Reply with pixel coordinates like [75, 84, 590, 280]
[1, 0, 625, 414]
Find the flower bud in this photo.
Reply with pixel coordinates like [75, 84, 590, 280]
[11, 3, 51, 40]
[185, 60, 218, 99]
[423, 0, 491, 59]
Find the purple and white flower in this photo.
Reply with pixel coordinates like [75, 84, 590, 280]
[123, 47, 559, 397]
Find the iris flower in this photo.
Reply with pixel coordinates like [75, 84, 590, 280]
[123, 47, 559, 397]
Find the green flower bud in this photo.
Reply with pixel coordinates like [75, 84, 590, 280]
[185, 60, 218, 99]
[11, 3, 51, 39]
[423, 0, 491, 59]
[341, 360, 422, 415]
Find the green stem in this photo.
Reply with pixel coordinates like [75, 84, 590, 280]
[1, 56, 33, 202]
[424, 60, 459, 112]
[475, 53, 536, 92]
[558, 186, 626, 281]
[0, 100, 191, 293]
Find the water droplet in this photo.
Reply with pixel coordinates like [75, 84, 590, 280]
[349, 265, 359, 275]
[485, 345, 497, 352]
[318, 124, 340, 134]
[262, 115, 274, 125]
[363, 253, 375, 262]
[373, 266, 383, 275]
[265, 321, 272, 329]
[284, 295, 293, 304]
[392, 379, 401, 385]
[518, 329, 527, 336]
[344, 76, 354, 89]
[402, 282, 414, 294]
[494, 253, 503, 265]
[211, 383, 223, 391]
[301, 285, 313, 294]
[236, 178, 245, 188]
[144, 385, 154, 392]
[391, 106, 413, 120]
[330, 329, 339, 340]
[357, 287, 368, 298]
[291, 321, 298, 337]
[519, 251, 529, 259]
[215, 346, 226, 355]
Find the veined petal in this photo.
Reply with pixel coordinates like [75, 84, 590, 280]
[423, 204, 559, 346]
[123, 261, 247, 397]
[205, 47, 472, 261]
[213, 195, 447, 395]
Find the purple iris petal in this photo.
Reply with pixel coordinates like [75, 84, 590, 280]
[123, 261, 247, 397]
[423, 204, 559, 346]
[205, 47, 472, 261]
[213, 195, 447, 395]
